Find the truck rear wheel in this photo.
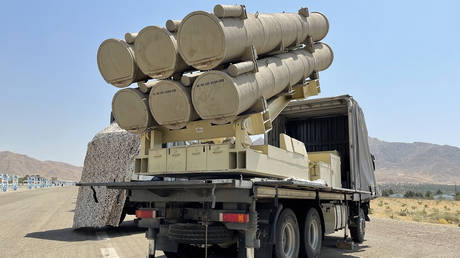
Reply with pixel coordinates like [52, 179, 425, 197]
[301, 208, 322, 258]
[350, 208, 365, 243]
[274, 208, 300, 258]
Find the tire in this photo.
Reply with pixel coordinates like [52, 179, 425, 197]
[350, 208, 365, 243]
[301, 208, 323, 258]
[274, 208, 300, 258]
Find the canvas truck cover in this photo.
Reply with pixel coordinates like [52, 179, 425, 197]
[278, 95, 377, 193]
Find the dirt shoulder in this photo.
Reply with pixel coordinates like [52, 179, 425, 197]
[371, 197, 460, 226]
[322, 217, 460, 257]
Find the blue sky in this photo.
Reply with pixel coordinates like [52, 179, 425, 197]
[0, 0, 459, 166]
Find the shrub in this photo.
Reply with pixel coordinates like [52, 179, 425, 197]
[399, 208, 409, 216]
[404, 191, 415, 198]
[382, 189, 394, 197]
[438, 218, 448, 224]
[425, 191, 433, 199]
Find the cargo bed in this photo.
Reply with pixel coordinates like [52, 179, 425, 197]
[78, 178, 373, 202]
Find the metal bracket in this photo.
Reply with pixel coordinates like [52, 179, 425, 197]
[310, 71, 319, 80]
[305, 35, 314, 53]
[211, 184, 216, 208]
[240, 5, 248, 19]
[298, 7, 309, 17]
[274, 186, 279, 207]
[315, 190, 321, 208]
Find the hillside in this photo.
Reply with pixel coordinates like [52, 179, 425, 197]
[1, 138, 459, 184]
[0, 151, 82, 181]
[368, 137, 460, 184]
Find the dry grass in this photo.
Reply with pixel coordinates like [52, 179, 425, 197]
[370, 197, 460, 226]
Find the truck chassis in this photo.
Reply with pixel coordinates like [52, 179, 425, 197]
[79, 177, 372, 258]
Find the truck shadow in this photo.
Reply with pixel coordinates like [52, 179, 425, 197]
[25, 220, 146, 242]
[321, 236, 368, 257]
[26, 223, 367, 257]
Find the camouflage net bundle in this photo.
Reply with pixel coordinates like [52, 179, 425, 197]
[73, 123, 140, 228]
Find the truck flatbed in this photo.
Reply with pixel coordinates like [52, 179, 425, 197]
[77, 178, 373, 202]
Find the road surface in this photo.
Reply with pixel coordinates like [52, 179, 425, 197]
[0, 187, 459, 257]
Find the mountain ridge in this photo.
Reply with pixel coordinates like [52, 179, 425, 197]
[1, 136, 459, 184]
[368, 137, 460, 184]
[0, 151, 82, 181]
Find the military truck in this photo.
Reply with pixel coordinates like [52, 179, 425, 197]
[80, 95, 376, 258]
[80, 4, 377, 257]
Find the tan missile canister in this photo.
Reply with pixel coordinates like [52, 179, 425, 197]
[134, 26, 188, 80]
[149, 80, 199, 129]
[192, 43, 333, 122]
[112, 88, 156, 132]
[97, 39, 148, 88]
[177, 5, 329, 70]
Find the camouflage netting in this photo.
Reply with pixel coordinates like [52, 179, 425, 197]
[73, 123, 140, 228]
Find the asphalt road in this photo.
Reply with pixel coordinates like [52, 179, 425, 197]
[1, 187, 459, 258]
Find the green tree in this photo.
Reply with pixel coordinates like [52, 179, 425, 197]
[436, 189, 443, 195]
[404, 191, 415, 198]
[382, 189, 394, 197]
[425, 191, 433, 199]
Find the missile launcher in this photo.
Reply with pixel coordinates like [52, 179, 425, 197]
[96, 4, 334, 180]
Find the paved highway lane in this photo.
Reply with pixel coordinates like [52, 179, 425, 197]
[1, 187, 459, 257]
[0, 187, 153, 258]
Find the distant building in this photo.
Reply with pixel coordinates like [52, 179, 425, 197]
[389, 193, 404, 198]
[433, 194, 454, 201]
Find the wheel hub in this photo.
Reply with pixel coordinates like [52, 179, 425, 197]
[308, 217, 320, 249]
[282, 221, 296, 257]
